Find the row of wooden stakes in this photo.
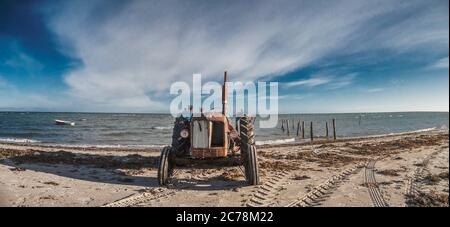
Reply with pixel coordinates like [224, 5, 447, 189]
[280, 119, 337, 141]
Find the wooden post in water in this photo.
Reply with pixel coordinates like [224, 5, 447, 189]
[236, 117, 240, 134]
[325, 122, 329, 139]
[301, 121, 305, 139]
[281, 119, 285, 133]
[286, 120, 290, 136]
[310, 121, 313, 141]
[296, 121, 300, 136]
[332, 118, 336, 140]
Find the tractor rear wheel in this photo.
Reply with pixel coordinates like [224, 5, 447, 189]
[239, 116, 255, 146]
[244, 144, 259, 185]
[157, 146, 173, 186]
[239, 116, 258, 185]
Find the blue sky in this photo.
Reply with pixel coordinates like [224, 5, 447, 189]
[0, 0, 448, 113]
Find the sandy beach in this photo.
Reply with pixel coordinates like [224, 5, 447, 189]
[0, 130, 448, 207]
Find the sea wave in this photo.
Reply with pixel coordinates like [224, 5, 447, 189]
[255, 138, 296, 145]
[53, 144, 167, 149]
[151, 126, 173, 130]
[0, 138, 40, 143]
[386, 127, 437, 136]
[102, 131, 151, 136]
[0, 132, 37, 137]
[346, 127, 439, 139]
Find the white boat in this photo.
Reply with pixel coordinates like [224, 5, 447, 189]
[55, 119, 75, 126]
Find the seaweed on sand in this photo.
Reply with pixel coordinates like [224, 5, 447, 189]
[1, 148, 158, 170]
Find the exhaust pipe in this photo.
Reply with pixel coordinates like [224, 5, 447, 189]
[222, 71, 228, 116]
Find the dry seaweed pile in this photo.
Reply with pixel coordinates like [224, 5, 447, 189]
[406, 190, 449, 207]
[0, 148, 34, 159]
[376, 169, 402, 176]
[292, 174, 310, 180]
[423, 171, 449, 186]
[258, 159, 300, 171]
[343, 134, 448, 156]
[258, 149, 365, 170]
[256, 133, 448, 172]
[1, 148, 157, 170]
[219, 168, 243, 181]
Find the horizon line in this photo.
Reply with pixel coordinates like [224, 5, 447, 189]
[0, 110, 448, 115]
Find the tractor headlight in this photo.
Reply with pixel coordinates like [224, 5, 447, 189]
[180, 129, 189, 138]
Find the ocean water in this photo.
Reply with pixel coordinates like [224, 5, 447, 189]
[0, 112, 448, 147]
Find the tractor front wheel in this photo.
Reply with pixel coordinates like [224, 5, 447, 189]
[157, 146, 173, 186]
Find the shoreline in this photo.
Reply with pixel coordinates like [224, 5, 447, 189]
[0, 127, 446, 152]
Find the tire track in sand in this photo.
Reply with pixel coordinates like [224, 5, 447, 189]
[102, 188, 176, 207]
[285, 162, 365, 207]
[245, 171, 291, 207]
[404, 149, 442, 206]
[364, 160, 388, 207]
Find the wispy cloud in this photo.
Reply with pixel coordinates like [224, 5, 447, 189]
[367, 87, 385, 93]
[326, 73, 358, 90]
[43, 0, 448, 111]
[5, 51, 44, 74]
[286, 73, 357, 89]
[286, 77, 332, 87]
[278, 94, 306, 100]
[0, 76, 7, 87]
[429, 57, 449, 69]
